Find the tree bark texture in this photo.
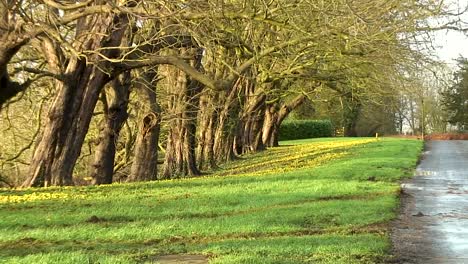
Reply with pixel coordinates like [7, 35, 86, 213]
[128, 69, 161, 182]
[91, 72, 131, 185]
[212, 77, 244, 162]
[234, 81, 266, 155]
[199, 47, 240, 166]
[262, 94, 307, 147]
[162, 48, 204, 179]
[23, 8, 131, 187]
[196, 91, 217, 170]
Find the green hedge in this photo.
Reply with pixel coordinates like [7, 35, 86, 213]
[279, 120, 333, 140]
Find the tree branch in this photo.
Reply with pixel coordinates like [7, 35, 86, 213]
[118, 55, 221, 90]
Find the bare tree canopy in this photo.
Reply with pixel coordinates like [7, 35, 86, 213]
[0, 0, 465, 186]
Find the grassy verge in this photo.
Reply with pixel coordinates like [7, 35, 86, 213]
[0, 137, 422, 263]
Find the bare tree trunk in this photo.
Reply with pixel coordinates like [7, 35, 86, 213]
[262, 103, 280, 147]
[235, 83, 267, 155]
[198, 47, 241, 165]
[196, 92, 217, 170]
[204, 48, 241, 164]
[23, 9, 130, 187]
[91, 72, 131, 185]
[162, 48, 203, 179]
[128, 69, 161, 182]
[344, 100, 361, 137]
[212, 77, 244, 162]
[262, 94, 308, 147]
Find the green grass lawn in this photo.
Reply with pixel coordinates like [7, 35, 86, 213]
[0, 137, 422, 264]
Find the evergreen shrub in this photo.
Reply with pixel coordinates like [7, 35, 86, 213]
[279, 120, 333, 140]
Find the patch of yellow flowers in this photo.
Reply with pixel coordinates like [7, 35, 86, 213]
[1, 139, 375, 204]
[0, 191, 86, 204]
[224, 138, 375, 177]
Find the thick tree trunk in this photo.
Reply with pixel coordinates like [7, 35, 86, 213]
[262, 94, 308, 147]
[262, 103, 280, 147]
[198, 47, 242, 165]
[128, 69, 161, 182]
[22, 9, 130, 187]
[162, 48, 203, 179]
[24, 62, 112, 187]
[24, 60, 85, 187]
[91, 72, 131, 185]
[212, 77, 244, 162]
[235, 83, 267, 155]
[196, 47, 233, 169]
[212, 104, 237, 163]
[344, 100, 362, 137]
[196, 92, 217, 170]
[238, 102, 266, 154]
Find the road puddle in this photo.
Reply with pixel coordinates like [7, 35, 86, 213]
[391, 140, 468, 263]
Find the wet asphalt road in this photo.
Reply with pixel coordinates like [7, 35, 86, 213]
[391, 140, 468, 264]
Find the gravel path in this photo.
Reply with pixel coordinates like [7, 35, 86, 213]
[391, 140, 468, 264]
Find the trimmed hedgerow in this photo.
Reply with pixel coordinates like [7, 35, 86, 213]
[279, 120, 333, 140]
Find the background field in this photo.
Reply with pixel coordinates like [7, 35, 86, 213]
[0, 138, 422, 264]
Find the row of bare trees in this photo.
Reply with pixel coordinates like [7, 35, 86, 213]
[0, 0, 461, 187]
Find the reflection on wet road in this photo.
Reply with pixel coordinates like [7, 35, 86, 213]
[392, 140, 468, 264]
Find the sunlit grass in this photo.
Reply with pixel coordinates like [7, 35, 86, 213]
[218, 139, 375, 177]
[0, 137, 422, 263]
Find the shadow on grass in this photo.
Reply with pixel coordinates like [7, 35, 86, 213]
[1, 233, 389, 264]
[0, 138, 421, 263]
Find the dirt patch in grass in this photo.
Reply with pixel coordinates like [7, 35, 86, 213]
[139, 223, 388, 247]
[217, 192, 392, 219]
[85, 215, 105, 223]
[84, 215, 134, 224]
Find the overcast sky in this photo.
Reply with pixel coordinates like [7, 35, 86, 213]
[434, 29, 468, 65]
[432, 0, 468, 66]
